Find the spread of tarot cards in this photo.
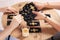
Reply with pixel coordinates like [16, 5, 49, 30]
[7, 2, 51, 33]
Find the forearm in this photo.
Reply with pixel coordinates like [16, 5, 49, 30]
[0, 25, 15, 40]
[0, 7, 6, 12]
[44, 17, 60, 32]
[45, 2, 60, 9]
[0, 18, 20, 40]
[0, 8, 3, 12]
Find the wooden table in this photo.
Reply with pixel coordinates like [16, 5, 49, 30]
[2, 2, 60, 40]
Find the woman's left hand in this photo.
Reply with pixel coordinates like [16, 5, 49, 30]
[32, 11, 45, 20]
[0, 7, 18, 13]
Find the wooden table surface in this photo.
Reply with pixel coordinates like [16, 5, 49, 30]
[2, 2, 60, 40]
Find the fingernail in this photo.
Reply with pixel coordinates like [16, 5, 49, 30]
[32, 11, 35, 13]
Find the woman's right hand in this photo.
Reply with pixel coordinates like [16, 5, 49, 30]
[10, 14, 23, 29]
[32, 11, 46, 20]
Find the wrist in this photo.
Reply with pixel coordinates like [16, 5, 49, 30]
[44, 2, 50, 8]
[9, 25, 16, 30]
[9, 20, 19, 30]
[0, 7, 6, 12]
[0, 8, 4, 12]
[10, 22, 19, 29]
[5, 26, 15, 32]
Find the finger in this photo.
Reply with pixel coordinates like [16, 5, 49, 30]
[35, 17, 38, 19]
[33, 11, 44, 16]
[6, 9, 15, 13]
[8, 7, 18, 13]
[32, 11, 39, 15]
[8, 9, 17, 13]
[13, 15, 23, 23]
[4, 11, 17, 14]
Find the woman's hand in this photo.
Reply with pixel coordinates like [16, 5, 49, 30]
[0, 15, 24, 40]
[10, 15, 23, 29]
[0, 7, 18, 13]
[32, 11, 45, 20]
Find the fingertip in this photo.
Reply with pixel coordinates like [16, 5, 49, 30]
[32, 11, 38, 14]
[32, 11, 37, 14]
[35, 18, 37, 19]
[34, 17, 37, 19]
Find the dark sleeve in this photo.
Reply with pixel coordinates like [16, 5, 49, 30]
[47, 32, 60, 40]
[53, 32, 60, 40]
[0, 30, 18, 40]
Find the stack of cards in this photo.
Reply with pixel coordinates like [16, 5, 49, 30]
[19, 2, 40, 26]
